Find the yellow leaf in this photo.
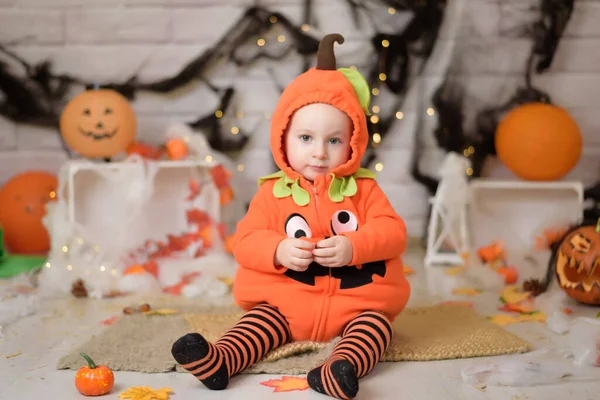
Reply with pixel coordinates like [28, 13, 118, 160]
[260, 376, 310, 392]
[444, 266, 465, 276]
[500, 286, 531, 305]
[143, 308, 180, 316]
[452, 288, 481, 296]
[119, 386, 173, 400]
[488, 314, 519, 326]
[403, 265, 415, 275]
[517, 312, 547, 323]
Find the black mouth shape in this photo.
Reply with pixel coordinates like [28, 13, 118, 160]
[284, 260, 386, 289]
[78, 126, 119, 140]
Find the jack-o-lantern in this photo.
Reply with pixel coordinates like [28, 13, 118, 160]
[60, 89, 137, 159]
[552, 220, 600, 305]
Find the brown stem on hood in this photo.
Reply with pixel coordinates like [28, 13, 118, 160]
[316, 33, 345, 70]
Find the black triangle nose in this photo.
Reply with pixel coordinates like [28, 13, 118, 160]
[96, 121, 104, 129]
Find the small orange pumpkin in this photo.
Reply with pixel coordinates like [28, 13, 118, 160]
[75, 352, 114, 396]
[495, 103, 582, 181]
[60, 89, 137, 159]
[552, 219, 600, 305]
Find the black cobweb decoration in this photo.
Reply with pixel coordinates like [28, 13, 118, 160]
[0, 6, 320, 156]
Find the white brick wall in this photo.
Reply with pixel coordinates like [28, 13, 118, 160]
[0, 0, 599, 238]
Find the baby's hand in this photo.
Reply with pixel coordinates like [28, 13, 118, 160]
[275, 238, 314, 272]
[312, 236, 353, 268]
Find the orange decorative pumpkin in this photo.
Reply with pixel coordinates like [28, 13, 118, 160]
[0, 171, 58, 254]
[552, 220, 600, 305]
[495, 103, 582, 181]
[60, 89, 137, 159]
[75, 352, 114, 396]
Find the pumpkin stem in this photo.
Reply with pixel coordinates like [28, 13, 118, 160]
[316, 33, 344, 70]
[80, 352, 97, 369]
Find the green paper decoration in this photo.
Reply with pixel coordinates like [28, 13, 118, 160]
[0, 226, 46, 278]
[338, 68, 371, 115]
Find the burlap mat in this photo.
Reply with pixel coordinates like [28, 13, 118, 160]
[57, 304, 531, 375]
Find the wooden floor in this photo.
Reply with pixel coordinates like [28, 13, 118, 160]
[2, 246, 600, 400]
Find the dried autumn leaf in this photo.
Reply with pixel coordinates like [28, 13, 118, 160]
[488, 314, 519, 326]
[498, 302, 535, 314]
[119, 386, 173, 400]
[444, 266, 465, 276]
[516, 312, 547, 323]
[142, 308, 179, 316]
[499, 285, 531, 305]
[438, 300, 473, 308]
[452, 288, 481, 296]
[403, 265, 415, 275]
[260, 376, 310, 392]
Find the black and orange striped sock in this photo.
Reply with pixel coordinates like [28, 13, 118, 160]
[171, 303, 291, 390]
[307, 311, 394, 399]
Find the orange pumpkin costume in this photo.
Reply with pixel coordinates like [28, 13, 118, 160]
[232, 35, 410, 343]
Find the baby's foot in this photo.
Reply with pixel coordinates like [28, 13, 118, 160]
[307, 358, 359, 399]
[171, 333, 229, 390]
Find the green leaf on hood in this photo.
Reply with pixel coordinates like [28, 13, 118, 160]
[338, 67, 371, 115]
[328, 169, 376, 202]
[258, 170, 310, 206]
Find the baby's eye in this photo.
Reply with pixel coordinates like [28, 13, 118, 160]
[329, 138, 341, 144]
[300, 135, 311, 142]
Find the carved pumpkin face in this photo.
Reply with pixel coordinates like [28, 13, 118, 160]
[555, 224, 600, 305]
[60, 89, 137, 158]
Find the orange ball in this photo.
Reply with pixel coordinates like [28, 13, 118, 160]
[495, 103, 582, 181]
[166, 138, 188, 160]
[0, 171, 58, 254]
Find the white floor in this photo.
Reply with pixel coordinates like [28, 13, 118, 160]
[2, 246, 600, 400]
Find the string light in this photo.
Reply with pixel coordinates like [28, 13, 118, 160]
[277, 35, 286, 43]
[463, 149, 469, 157]
[45, 262, 51, 268]
[372, 88, 380, 96]
[426, 107, 435, 116]
[49, 191, 56, 199]
[100, 265, 106, 272]
[237, 164, 245, 172]
[301, 24, 310, 32]
[381, 40, 390, 48]
[388, 7, 396, 14]
[370, 115, 380, 124]
[395, 111, 404, 119]
[62, 245, 68, 253]
[231, 126, 239, 135]
[466, 167, 473, 176]
[215, 110, 223, 118]
[269, 15, 277, 23]
[205, 155, 213, 162]
[372, 133, 381, 143]
[468, 145, 475, 154]
[375, 162, 384, 172]
[257, 38, 266, 47]
[372, 105, 380, 113]
[67, 265, 73, 271]
[379, 73, 387, 81]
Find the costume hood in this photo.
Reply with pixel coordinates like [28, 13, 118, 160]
[269, 33, 371, 181]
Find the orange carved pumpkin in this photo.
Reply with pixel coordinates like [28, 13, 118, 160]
[60, 89, 137, 159]
[552, 220, 600, 305]
[495, 103, 582, 181]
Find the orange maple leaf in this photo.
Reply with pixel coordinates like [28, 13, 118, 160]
[260, 376, 310, 393]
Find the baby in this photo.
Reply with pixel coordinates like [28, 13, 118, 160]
[171, 33, 410, 399]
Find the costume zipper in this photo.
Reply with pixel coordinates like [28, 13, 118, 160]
[312, 183, 332, 341]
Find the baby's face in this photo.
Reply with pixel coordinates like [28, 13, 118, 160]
[284, 103, 352, 182]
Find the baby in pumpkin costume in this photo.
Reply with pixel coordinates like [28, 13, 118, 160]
[172, 34, 410, 399]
